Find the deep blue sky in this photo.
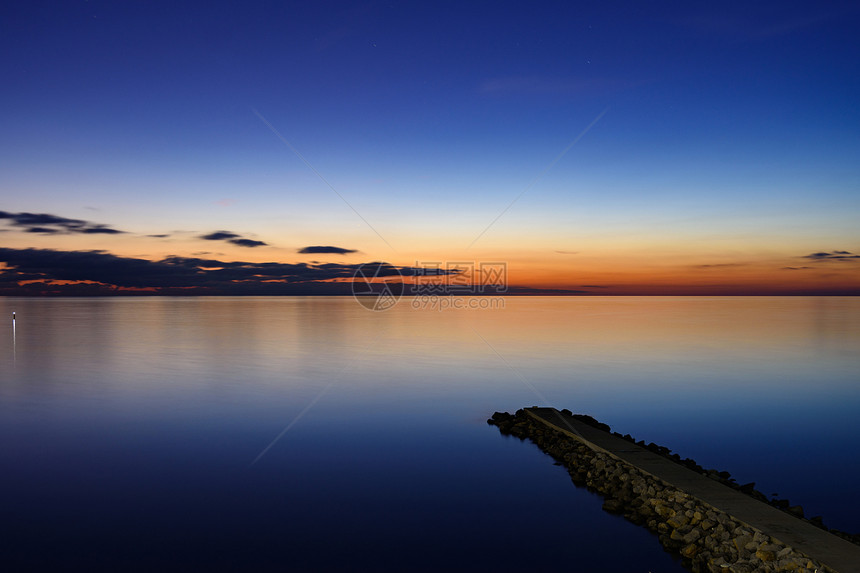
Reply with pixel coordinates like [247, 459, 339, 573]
[1, 1, 859, 293]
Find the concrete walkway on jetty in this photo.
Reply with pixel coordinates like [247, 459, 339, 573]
[525, 408, 860, 573]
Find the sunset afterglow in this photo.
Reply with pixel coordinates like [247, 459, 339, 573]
[2, 2, 858, 295]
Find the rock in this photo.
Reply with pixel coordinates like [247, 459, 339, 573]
[683, 529, 701, 544]
[755, 548, 776, 562]
[654, 503, 675, 519]
[699, 519, 716, 531]
[667, 513, 690, 529]
[808, 515, 824, 528]
[787, 505, 804, 518]
[703, 534, 719, 551]
[739, 482, 756, 494]
[490, 411, 510, 422]
[733, 534, 753, 552]
[734, 527, 752, 537]
[702, 535, 720, 552]
[689, 515, 701, 527]
[776, 546, 793, 559]
[681, 543, 699, 559]
[776, 557, 802, 570]
[627, 510, 647, 525]
[602, 498, 624, 514]
[695, 549, 713, 565]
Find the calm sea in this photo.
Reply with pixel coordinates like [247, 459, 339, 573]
[0, 296, 858, 572]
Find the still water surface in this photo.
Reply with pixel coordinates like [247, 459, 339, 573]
[1, 297, 858, 571]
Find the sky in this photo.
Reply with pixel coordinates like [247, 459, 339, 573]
[1, 0, 859, 295]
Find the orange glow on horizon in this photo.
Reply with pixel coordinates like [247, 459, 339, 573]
[2, 229, 858, 295]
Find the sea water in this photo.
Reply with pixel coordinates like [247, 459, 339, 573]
[1, 296, 857, 571]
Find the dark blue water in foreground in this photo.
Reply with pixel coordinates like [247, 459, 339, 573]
[1, 297, 858, 572]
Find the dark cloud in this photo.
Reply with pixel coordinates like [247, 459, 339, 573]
[781, 266, 812, 270]
[0, 248, 199, 288]
[694, 263, 746, 269]
[0, 210, 124, 234]
[147, 234, 170, 238]
[0, 211, 84, 227]
[298, 246, 358, 255]
[803, 250, 860, 261]
[81, 225, 124, 234]
[0, 248, 452, 295]
[201, 231, 240, 241]
[401, 266, 462, 277]
[229, 238, 267, 248]
[201, 230, 267, 247]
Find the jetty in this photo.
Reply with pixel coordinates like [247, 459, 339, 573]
[490, 407, 860, 573]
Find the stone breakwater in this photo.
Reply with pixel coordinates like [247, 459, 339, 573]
[488, 409, 854, 573]
[553, 412, 858, 546]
